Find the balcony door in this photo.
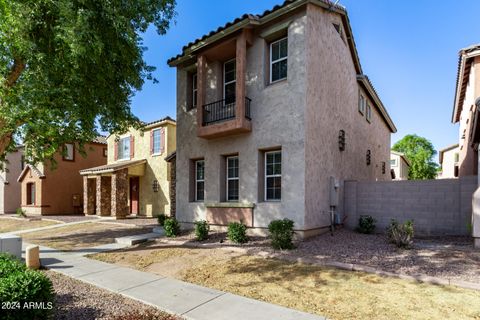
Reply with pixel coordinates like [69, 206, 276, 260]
[223, 59, 236, 105]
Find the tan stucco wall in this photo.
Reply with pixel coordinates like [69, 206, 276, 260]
[175, 5, 392, 233]
[21, 143, 107, 215]
[106, 122, 176, 217]
[438, 146, 459, 179]
[0, 149, 24, 214]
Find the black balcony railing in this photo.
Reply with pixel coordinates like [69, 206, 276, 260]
[202, 97, 252, 126]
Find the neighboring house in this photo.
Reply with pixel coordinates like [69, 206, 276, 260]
[80, 118, 176, 218]
[18, 138, 107, 215]
[0, 146, 24, 214]
[437, 144, 460, 179]
[452, 44, 480, 177]
[168, 0, 396, 237]
[390, 151, 410, 180]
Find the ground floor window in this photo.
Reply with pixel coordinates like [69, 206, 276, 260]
[226, 156, 239, 201]
[26, 182, 35, 205]
[195, 160, 205, 201]
[265, 150, 282, 201]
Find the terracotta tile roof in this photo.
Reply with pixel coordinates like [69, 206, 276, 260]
[17, 164, 45, 182]
[142, 116, 176, 128]
[79, 159, 147, 175]
[92, 136, 107, 145]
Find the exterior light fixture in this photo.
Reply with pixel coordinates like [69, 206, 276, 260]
[338, 130, 346, 151]
[152, 180, 159, 192]
[366, 150, 371, 166]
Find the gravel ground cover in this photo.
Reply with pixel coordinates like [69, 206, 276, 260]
[0, 217, 61, 233]
[105, 217, 159, 227]
[1, 214, 98, 223]
[90, 242, 480, 320]
[45, 270, 179, 320]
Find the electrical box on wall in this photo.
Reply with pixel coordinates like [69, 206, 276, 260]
[0, 235, 22, 259]
[329, 176, 340, 207]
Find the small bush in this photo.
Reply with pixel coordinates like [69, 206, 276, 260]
[0, 253, 55, 320]
[194, 220, 209, 241]
[227, 222, 248, 244]
[16, 208, 26, 218]
[387, 219, 414, 248]
[157, 214, 167, 226]
[268, 219, 295, 250]
[356, 215, 376, 234]
[163, 218, 180, 237]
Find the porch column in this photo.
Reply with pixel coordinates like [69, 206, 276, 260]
[235, 29, 247, 127]
[111, 168, 128, 219]
[83, 177, 96, 215]
[196, 54, 206, 131]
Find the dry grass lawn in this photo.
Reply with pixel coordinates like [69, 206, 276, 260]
[91, 245, 480, 320]
[0, 217, 60, 233]
[22, 222, 152, 250]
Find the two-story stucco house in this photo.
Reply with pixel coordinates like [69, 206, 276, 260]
[390, 151, 410, 180]
[168, 0, 396, 237]
[80, 117, 176, 218]
[437, 144, 460, 179]
[18, 138, 107, 215]
[0, 146, 24, 214]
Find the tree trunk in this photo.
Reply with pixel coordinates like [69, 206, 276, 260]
[0, 131, 13, 157]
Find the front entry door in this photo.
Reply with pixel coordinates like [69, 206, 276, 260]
[129, 177, 140, 215]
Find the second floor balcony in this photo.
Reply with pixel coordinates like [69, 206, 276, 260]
[202, 97, 251, 126]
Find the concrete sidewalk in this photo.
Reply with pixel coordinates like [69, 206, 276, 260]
[26, 243, 326, 320]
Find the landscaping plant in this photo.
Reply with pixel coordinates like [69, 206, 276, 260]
[194, 220, 209, 241]
[387, 219, 414, 248]
[268, 219, 295, 249]
[157, 214, 167, 226]
[163, 218, 180, 237]
[0, 253, 54, 320]
[16, 208, 26, 218]
[356, 215, 376, 234]
[227, 222, 248, 244]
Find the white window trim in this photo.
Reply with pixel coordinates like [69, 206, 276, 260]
[192, 73, 197, 108]
[226, 156, 239, 202]
[390, 159, 398, 167]
[195, 160, 205, 202]
[264, 150, 281, 202]
[270, 37, 288, 84]
[152, 128, 162, 155]
[117, 136, 131, 161]
[223, 59, 236, 103]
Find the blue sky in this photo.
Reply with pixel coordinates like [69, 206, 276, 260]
[131, 0, 480, 160]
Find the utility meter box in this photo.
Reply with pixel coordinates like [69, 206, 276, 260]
[0, 235, 22, 259]
[329, 176, 340, 207]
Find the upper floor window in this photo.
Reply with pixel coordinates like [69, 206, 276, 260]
[226, 156, 239, 201]
[366, 102, 372, 123]
[390, 159, 397, 167]
[358, 93, 365, 115]
[265, 150, 281, 201]
[224, 59, 236, 104]
[63, 143, 75, 161]
[152, 128, 163, 155]
[117, 137, 130, 160]
[192, 73, 198, 108]
[195, 160, 205, 201]
[270, 37, 288, 83]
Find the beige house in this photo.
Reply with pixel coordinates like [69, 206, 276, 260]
[437, 144, 460, 179]
[390, 151, 410, 180]
[168, 0, 396, 237]
[0, 147, 24, 214]
[80, 118, 176, 218]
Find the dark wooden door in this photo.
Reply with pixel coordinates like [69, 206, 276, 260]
[129, 177, 140, 214]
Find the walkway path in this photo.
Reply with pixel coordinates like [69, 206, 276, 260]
[24, 243, 326, 320]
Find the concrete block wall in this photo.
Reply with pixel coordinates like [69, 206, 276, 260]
[344, 176, 477, 236]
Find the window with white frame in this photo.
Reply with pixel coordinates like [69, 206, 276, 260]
[152, 129, 162, 155]
[366, 102, 372, 122]
[63, 143, 75, 161]
[224, 59, 236, 105]
[265, 150, 281, 201]
[226, 156, 239, 201]
[195, 160, 205, 201]
[390, 159, 397, 167]
[270, 37, 288, 83]
[358, 93, 365, 115]
[117, 137, 130, 160]
[192, 73, 198, 108]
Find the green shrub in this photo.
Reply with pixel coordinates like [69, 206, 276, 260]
[194, 220, 209, 241]
[356, 215, 376, 234]
[387, 219, 414, 248]
[0, 253, 55, 320]
[157, 214, 167, 226]
[16, 208, 26, 218]
[163, 218, 180, 237]
[227, 222, 248, 244]
[268, 219, 295, 250]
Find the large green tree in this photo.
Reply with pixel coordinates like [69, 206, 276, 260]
[0, 0, 175, 164]
[392, 134, 439, 180]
